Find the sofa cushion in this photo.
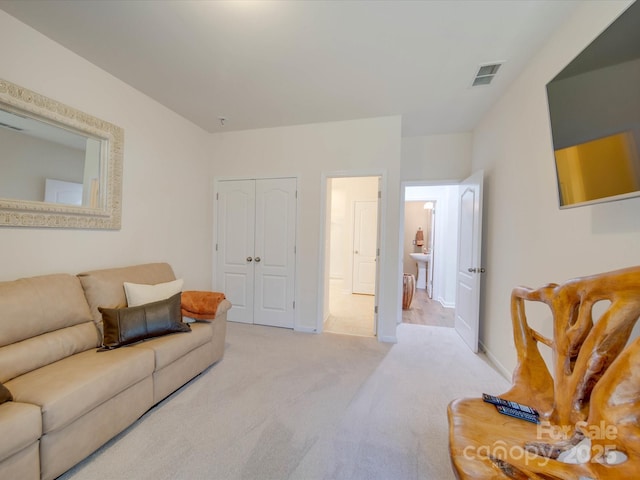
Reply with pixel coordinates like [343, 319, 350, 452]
[5, 347, 154, 434]
[0, 274, 94, 347]
[0, 323, 99, 385]
[99, 293, 190, 349]
[124, 278, 184, 307]
[0, 401, 41, 462]
[78, 263, 177, 327]
[0, 382, 11, 404]
[133, 322, 213, 370]
[0, 274, 98, 383]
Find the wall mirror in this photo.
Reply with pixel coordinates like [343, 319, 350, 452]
[0, 78, 123, 229]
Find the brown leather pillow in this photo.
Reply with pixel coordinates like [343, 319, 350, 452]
[99, 292, 190, 349]
[0, 382, 12, 404]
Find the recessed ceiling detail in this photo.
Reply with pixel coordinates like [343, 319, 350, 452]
[472, 63, 502, 87]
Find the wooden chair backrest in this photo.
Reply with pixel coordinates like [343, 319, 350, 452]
[503, 265, 640, 475]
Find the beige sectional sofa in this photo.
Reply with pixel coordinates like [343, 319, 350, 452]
[0, 263, 230, 480]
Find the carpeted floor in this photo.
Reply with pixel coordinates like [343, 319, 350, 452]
[59, 322, 509, 480]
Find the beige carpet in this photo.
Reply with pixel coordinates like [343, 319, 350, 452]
[59, 322, 509, 480]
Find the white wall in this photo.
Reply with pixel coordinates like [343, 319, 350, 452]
[401, 133, 473, 181]
[470, 0, 640, 377]
[0, 11, 213, 288]
[210, 116, 402, 341]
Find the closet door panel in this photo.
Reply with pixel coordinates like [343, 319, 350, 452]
[216, 180, 255, 324]
[254, 178, 296, 328]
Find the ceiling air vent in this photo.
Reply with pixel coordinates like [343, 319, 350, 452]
[472, 63, 502, 86]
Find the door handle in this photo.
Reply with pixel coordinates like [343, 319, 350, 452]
[255, 257, 261, 262]
[247, 257, 253, 262]
[468, 267, 486, 273]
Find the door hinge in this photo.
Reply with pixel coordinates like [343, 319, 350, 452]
[377, 248, 380, 256]
[374, 305, 378, 314]
[215, 243, 218, 251]
[295, 190, 298, 199]
[294, 245, 296, 254]
[293, 301, 296, 309]
[216, 193, 219, 200]
[378, 190, 381, 199]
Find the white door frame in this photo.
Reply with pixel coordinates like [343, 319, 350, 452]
[212, 175, 300, 329]
[317, 171, 385, 335]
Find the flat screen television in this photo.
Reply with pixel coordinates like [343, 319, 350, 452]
[546, 0, 640, 208]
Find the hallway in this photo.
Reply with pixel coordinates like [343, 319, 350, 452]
[402, 288, 454, 328]
[324, 279, 454, 337]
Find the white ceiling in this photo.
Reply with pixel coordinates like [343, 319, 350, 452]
[0, 0, 581, 136]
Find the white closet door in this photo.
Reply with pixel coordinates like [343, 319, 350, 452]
[216, 180, 255, 324]
[254, 178, 297, 328]
[216, 178, 296, 328]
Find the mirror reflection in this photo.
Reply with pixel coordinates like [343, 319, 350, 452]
[0, 108, 103, 208]
[0, 77, 123, 229]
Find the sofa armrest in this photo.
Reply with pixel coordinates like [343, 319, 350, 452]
[216, 299, 232, 317]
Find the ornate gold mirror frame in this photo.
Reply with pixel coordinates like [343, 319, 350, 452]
[0, 78, 123, 229]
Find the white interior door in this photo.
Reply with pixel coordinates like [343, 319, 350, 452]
[455, 170, 484, 353]
[352, 200, 378, 295]
[254, 178, 297, 328]
[216, 180, 256, 324]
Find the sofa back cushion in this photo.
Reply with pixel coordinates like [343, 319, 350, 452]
[78, 263, 177, 338]
[0, 274, 97, 383]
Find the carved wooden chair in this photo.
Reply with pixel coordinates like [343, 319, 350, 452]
[448, 266, 640, 479]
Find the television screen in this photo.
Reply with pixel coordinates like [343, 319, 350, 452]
[546, 1, 640, 208]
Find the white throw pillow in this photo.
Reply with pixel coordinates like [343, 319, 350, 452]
[124, 278, 184, 307]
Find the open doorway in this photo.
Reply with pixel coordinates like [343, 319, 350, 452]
[323, 176, 380, 337]
[402, 183, 458, 328]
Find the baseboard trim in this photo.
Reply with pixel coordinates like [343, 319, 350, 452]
[437, 297, 455, 309]
[479, 340, 511, 381]
[378, 335, 398, 343]
[295, 325, 318, 334]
